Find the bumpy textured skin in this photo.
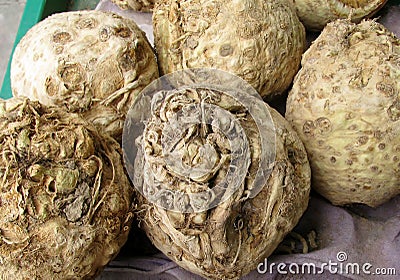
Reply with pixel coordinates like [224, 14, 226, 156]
[111, 0, 155, 12]
[136, 88, 311, 279]
[11, 11, 159, 140]
[293, 0, 387, 31]
[152, 0, 306, 100]
[286, 19, 400, 207]
[0, 98, 134, 279]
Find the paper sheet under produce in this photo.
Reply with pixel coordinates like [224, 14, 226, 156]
[97, 194, 399, 280]
[95, 1, 400, 279]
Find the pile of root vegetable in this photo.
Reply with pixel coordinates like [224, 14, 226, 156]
[1, 0, 399, 279]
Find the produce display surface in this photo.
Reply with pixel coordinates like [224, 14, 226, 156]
[1, 0, 400, 280]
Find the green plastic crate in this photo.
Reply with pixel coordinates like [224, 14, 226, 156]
[0, 0, 99, 100]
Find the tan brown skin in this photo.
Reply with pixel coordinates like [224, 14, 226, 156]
[111, 0, 155, 12]
[0, 98, 134, 279]
[293, 0, 388, 31]
[10, 10, 159, 140]
[135, 87, 311, 280]
[152, 0, 306, 100]
[286, 19, 400, 207]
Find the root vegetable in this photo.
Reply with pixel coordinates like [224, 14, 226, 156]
[10, 10, 159, 140]
[152, 0, 306, 100]
[293, 0, 387, 31]
[286, 19, 400, 207]
[123, 69, 311, 279]
[0, 98, 134, 279]
[111, 0, 155, 12]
